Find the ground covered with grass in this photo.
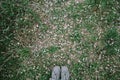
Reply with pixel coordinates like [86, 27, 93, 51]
[0, 0, 120, 80]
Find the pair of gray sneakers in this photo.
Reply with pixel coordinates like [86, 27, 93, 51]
[49, 66, 69, 80]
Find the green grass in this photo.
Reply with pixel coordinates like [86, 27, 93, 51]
[39, 23, 49, 33]
[0, 0, 120, 80]
[18, 48, 31, 58]
[103, 28, 120, 55]
[70, 30, 82, 42]
[40, 46, 60, 54]
[0, 0, 40, 80]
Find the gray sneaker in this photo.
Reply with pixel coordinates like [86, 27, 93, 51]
[61, 66, 69, 80]
[50, 66, 60, 80]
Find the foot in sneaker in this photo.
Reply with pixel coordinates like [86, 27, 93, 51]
[61, 66, 69, 80]
[50, 66, 60, 80]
